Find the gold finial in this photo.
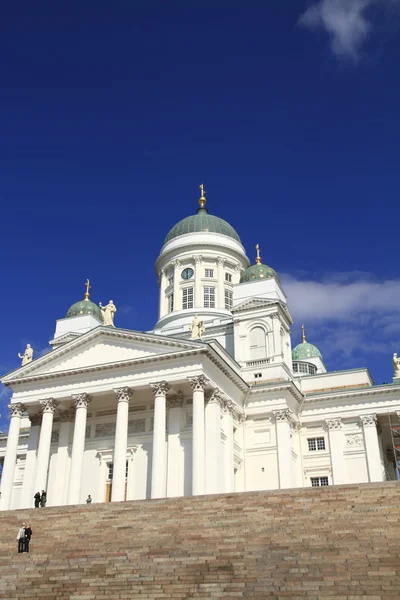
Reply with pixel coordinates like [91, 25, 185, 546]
[301, 324, 306, 343]
[84, 279, 91, 300]
[255, 243, 261, 265]
[199, 183, 206, 208]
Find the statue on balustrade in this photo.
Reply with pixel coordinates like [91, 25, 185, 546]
[393, 353, 400, 378]
[190, 315, 205, 340]
[18, 344, 33, 366]
[99, 300, 117, 327]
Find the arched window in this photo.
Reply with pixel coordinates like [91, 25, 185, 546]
[249, 327, 267, 359]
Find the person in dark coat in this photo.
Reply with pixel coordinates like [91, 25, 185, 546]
[24, 524, 32, 553]
[40, 490, 47, 507]
[34, 492, 41, 508]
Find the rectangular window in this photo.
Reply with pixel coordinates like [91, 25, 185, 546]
[224, 289, 233, 310]
[205, 268, 214, 278]
[182, 287, 194, 309]
[311, 476, 329, 487]
[307, 437, 325, 451]
[204, 286, 215, 308]
[254, 372, 262, 379]
[225, 272, 232, 283]
[167, 294, 174, 313]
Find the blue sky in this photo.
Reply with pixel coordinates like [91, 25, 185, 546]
[1, 0, 400, 430]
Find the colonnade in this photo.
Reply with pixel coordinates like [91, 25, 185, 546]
[0, 376, 238, 510]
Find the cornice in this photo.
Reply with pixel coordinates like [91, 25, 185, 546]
[249, 380, 303, 402]
[3, 344, 248, 393]
[304, 383, 400, 403]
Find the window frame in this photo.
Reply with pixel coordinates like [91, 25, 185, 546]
[182, 287, 194, 310]
[310, 476, 329, 487]
[224, 289, 233, 310]
[307, 437, 326, 452]
[204, 268, 214, 278]
[167, 293, 174, 313]
[203, 286, 215, 308]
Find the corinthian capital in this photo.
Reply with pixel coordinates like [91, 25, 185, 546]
[40, 398, 59, 414]
[150, 381, 171, 397]
[8, 402, 26, 418]
[72, 393, 91, 409]
[325, 417, 342, 431]
[273, 409, 292, 423]
[205, 388, 225, 409]
[114, 387, 133, 403]
[188, 375, 208, 391]
[360, 414, 377, 427]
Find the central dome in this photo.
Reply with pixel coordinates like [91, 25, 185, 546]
[164, 187, 241, 244]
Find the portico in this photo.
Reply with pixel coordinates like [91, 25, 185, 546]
[0, 327, 246, 510]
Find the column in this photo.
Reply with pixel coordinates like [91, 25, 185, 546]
[126, 446, 139, 501]
[205, 389, 224, 494]
[166, 392, 184, 497]
[189, 375, 208, 495]
[222, 400, 235, 493]
[20, 413, 41, 509]
[325, 417, 347, 485]
[33, 398, 59, 495]
[173, 260, 182, 311]
[158, 269, 166, 319]
[112, 387, 133, 501]
[193, 255, 203, 308]
[67, 393, 91, 505]
[361, 414, 384, 482]
[0, 403, 26, 510]
[52, 408, 74, 506]
[150, 381, 170, 499]
[273, 409, 293, 489]
[217, 257, 225, 310]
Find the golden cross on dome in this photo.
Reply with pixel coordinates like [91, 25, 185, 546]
[84, 279, 91, 300]
[301, 324, 307, 343]
[199, 183, 206, 208]
[255, 244, 261, 264]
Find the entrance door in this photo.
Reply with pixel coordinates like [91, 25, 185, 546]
[105, 461, 128, 502]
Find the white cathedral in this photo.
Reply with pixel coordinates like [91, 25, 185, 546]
[1, 187, 399, 511]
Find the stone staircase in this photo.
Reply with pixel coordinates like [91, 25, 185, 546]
[0, 481, 399, 599]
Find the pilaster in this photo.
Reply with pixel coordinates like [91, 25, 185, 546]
[273, 409, 293, 489]
[325, 417, 347, 485]
[360, 414, 384, 482]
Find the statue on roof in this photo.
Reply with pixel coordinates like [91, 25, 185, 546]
[190, 315, 205, 340]
[18, 344, 33, 366]
[393, 353, 400, 378]
[99, 300, 117, 327]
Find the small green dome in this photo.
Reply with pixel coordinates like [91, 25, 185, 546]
[240, 262, 278, 283]
[66, 299, 103, 321]
[292, 342, 322, 361]
[164, 207, 241, 244]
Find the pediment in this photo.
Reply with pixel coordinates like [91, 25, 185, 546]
[2, 327, 204, 383]
[232, 298, 277, 313]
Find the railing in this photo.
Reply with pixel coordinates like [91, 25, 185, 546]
[245, 358, 271, 367]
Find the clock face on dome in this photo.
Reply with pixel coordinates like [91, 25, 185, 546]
[181, 268, 194, 280]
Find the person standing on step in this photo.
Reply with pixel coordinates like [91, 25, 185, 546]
[16, 523, 26, 553]
[40, 490, 47, 507]
[34, 491, 41, 508]
[86, 495, 92, 504]
[24, 524, 32, 553]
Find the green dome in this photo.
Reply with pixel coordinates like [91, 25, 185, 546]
[66, 299, 103, 321]
[240, 263, 278, 283]
[164, 207, 241, 244]
[292, 341, 322, 361]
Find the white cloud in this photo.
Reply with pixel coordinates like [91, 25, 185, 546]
[281, 272, 400, 360]
[299, 0, 398, 62]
